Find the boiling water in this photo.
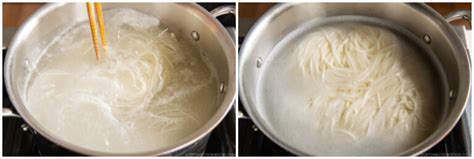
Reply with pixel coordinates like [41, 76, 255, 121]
[256, 20, 445, 155]
[25, 8, 219, 153]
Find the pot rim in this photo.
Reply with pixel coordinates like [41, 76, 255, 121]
[238, 3, 471, 156]
[5, 2, 236, 156]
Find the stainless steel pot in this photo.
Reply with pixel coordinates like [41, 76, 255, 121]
[3, 3, 236, 156]
[239, 3, 471, 156]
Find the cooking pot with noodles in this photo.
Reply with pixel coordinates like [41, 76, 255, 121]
[239, 3, 470, 156]
[4, 3, 236, 155]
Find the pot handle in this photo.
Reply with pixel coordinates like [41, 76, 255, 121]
[210, 5, 236, 43]
[445, 10, 471, 27]
[3, 108, 21, 118]
[3, 108, 35, 134]
[210, 5, 235, 18]
[2, 46, 20, 118]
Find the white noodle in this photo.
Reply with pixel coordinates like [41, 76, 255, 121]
[296, 24, 425, 139]
[25, 8, 219, 153]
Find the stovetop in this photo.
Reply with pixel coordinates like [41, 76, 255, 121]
[237, 20, 472, 156]
[2, 3, 235, 156]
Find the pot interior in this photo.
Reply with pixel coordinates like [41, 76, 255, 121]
[6, 3, 235, 155]
[240, 3, 469, 155]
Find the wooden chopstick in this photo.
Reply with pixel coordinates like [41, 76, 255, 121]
[87, 2, 100, 61]
[94, 3, 108, 56]
[87, 2, 108, 61]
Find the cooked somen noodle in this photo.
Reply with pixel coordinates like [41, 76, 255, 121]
[25, 8, 219, 153]
[295, 24, 431, 140]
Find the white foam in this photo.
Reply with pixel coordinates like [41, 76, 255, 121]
[105, 8, 160, 30]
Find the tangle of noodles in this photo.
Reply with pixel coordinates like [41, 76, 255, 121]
[296, 24, 434, 140]
[24, 8, 219, 153]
